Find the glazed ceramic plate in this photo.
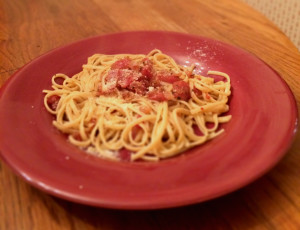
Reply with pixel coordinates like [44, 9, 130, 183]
[0, 31, 297, 209]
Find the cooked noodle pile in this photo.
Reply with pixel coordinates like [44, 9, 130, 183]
[43, 49, 231, 161]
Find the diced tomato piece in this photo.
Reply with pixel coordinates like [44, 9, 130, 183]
[172, 81, 191, 101]
[128, 79, 149, 95]
[140, 58, 154, 80]
[105, 70, 119, 90]
[141, 65, 153, 80]
[118, 148, 132, 161]
[147, 89, 168, 102]
[117, 70, 137, 88]
[47, 95, 60, 110]
[157, 71, 181, 83]
[111, 57, 132, 70]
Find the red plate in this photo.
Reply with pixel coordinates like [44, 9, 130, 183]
[0, 31, 298, 209]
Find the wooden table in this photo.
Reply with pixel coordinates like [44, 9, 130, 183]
[1, 0, 300, 229]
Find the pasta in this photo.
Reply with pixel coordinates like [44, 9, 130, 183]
[43, 49, 231, 161]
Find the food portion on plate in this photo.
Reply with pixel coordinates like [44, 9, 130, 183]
[43, 49, 232, 162]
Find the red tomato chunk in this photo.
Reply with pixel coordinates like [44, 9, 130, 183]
[172, 81, 191, 101]
[100, 57, 192, 102]
[157, 71, 181, 83]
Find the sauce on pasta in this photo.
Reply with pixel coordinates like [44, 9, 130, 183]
[43, 49, 232, 161]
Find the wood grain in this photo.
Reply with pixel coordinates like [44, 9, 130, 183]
[1, 0, 300, 229]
